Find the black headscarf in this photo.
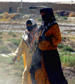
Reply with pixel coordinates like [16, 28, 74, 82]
[26, 19, 37, 32]
[40, 8, 56, 25]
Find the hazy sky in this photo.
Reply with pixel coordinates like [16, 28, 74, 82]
[0, 0, 75, 2]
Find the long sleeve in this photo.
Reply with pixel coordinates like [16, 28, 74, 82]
[13, 40, 23, 60]
[52, 24, 61, 45]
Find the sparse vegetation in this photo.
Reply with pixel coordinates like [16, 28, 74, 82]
[67, 31, 72, 33]
[62, 45, 75, 52]
[69, 37, 75, 39]
[8, 31, 16, 37]
[63, 16, 67, 20]
[0, 55, 24, 84]
[60, 52, 75, 67]
[0, 12, 20, 21]
[38, 18, 42, 21]
[58, 43, 75, 67]
[0, 39, 3, 41]
[0, 45, 11, 53]
[58, 43, 64, 48]
[0, 36, 2, 39]
[0, 32, 3, 34]
[6, 38, 22, 46]
[58, 43, 75, 52]
[8, 31, 13, 35]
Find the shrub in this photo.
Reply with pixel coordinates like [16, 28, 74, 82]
[0, 36, 2, 39]
[62, 37, 66, 41]
[38, 18, 42, 21]
[62, 45, 75, 52]
[0, 32, 3, 35]
[7, 38, 22, 46]
[8, 31, 13, 35]
[8, 32, 16, 37]
[12, 33, 16, 37]
[58, 43, 64, 48]
[63, 16, 67, 20]
[0, 45, 11, 54]
[60, 55, 75, 67]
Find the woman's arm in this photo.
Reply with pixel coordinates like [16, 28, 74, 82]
[52, 25, 62, 45]
[13, 39, 24, 61]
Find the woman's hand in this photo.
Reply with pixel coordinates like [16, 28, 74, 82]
[12, 57, 17, 62]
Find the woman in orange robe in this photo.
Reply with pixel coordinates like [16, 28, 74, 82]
[30, 8, 68, 84]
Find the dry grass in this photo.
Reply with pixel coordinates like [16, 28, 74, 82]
[68, 12, 75, 17]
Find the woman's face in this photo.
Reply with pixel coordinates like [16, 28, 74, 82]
[40, 8, 55, 22]
[41, 13, 49, 22]
[26, 24, 33, 32]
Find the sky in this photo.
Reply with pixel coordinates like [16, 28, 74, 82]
[0, 0, 75, 2]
